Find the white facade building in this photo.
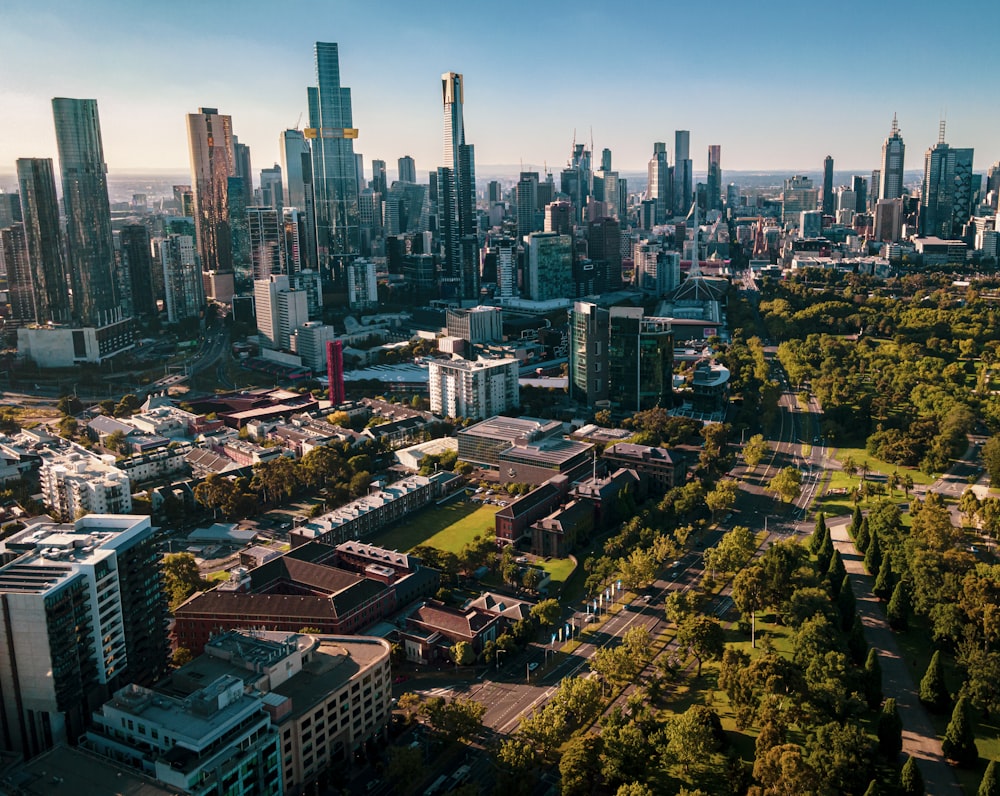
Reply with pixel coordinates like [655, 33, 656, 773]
[291, 321, 337, 371]
[347, 258, 378, 311]
[158, 234, 203, 324]
[39, 446, 132, 517]
[428, 357, 519, 420]
[255, 274, 309, 351]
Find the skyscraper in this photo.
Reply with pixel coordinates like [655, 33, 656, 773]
[232, 135, 254, 207]
[879, 114, 905, 200]
[119, 224, 156, 317]
[706, 145, 722, 212]
[307, 42, 361, 283]
[822, 155, 834, 215]
[608, 307, 673, 412]
[920, 122, 974, 238]
[516, 171, 540, 238]
[398, 155, 416, 183]
[16, 157, 69, 323]
[646, 142, 670, 224]
[370, 159, 387, 195]
[851, 175, 868, 214]
[441, 72, 479, 299]
[52, 97, 120, 326]
[187, 107, 235, 280]
[569, 301, 609, 407]
[158, 234, 203, 323]
[1, 225, 35, 326]
[259, 164, 283, 211]
[280, 128, 311, 209]
[674, 131, 692, 215]
[247, 206, 285, 279]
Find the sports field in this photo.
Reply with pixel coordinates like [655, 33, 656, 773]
[373, 497, 500, 554]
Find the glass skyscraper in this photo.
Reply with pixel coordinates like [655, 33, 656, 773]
[879, 115, 905, 201]
[441, 72, 478, 299]
[308, 42, 361, 284]
[187, 107, 235, 278]
[16, 157, 70, 323]
[707, 145, 722, 213]
[52, 98, 120, 326]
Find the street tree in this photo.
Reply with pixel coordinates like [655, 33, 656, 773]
[979, 759, 1000, 796]
[752, 744, 819, 795]
[743, 434, 768, 468]
[942, 696, 978, 766]
[877, 698, 903, 759]
[664, 705, 718, 774]
[887, 581, 911, 630]
[767, 466, 803, 503]
[559, 734, 603, 796]
[449, 641, 476, 667]
[863, 648, 883, 710]
[530, 598, 561, 627]
[677, 615, 725, 677]
[705, 525, 756, 579]
[900, 756, 925, 796]
[732, 563, 768, 647]
[919, 650, 950, 713]
[805, 720, 875, 796]
[706, 478, 740, 519]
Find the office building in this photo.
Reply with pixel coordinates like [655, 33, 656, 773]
[587, 217, 622, 290]
[119, 224, 156, 318]
[874, 198, 903, 243]
[781, 175, 818, 224]
[158, 234, 203, 323]
[800, 210, 823, 239]
[259, 163, 283, 211]
[291, 321, 336, 371]
[369, 159, 387, 195]
[428, 358, 519, 420]
[608, 307, 673, 412]
[446, 306, 503, 344]
[544, 200, 572, 235]
[879, 114, 906, 200]
[647, 142, 671, 224]
[569, 301, 609, 407]
[706, 145, 722, 212]
[822, 155, 834, 215]
[634, 244, 680, 296]
[0, 514, 168, 757]
[492, 236, 518, 299]
[52, 98, 121, 326]
[516, 171, 540, 238]
[255, 274, 308, 350]
[526, 231, 572, 301]
[851, 175, 868, 214]
[232, 135, 254, 206]
[16, 158, 69, 323]
[308, 42, 361, 282]
[674, 130, 692, 215]
[346, 257, 377, 310]
[187, 107, 235, 289]
[2, 224, 35, 326]
[398, 155, 416, 183]
[919, 124, 974, 238]
[248, 206, 285, 279]
[280, 128, 311, 209]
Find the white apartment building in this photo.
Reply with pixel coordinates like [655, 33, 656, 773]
[255, 274, 309, 351]
[39, 446, 132, 517]
[347, 258, 378, 311]
[428, 357, 519, 420]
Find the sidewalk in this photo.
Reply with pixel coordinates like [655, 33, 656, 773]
[829, 521, 963, 794]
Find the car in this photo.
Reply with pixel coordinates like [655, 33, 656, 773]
[584, 614, 597, 623]
[640, 595, 652, 603]
[528, 662, 539, 672]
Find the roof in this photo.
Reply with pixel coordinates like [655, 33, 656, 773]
[495, 483, 560, 519]
[467, 591, 534, 621]
[86, 415, 135, 436]
[408, 601, 497, 639]
[604, 442, 684, 465]
[7, 745, 176, 795]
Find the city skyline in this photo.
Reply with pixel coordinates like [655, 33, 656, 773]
[2, 0, 998, 179]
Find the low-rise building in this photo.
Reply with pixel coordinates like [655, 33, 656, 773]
[39, 445, 133, 517]
[401, 601, 502, 663]
[530, 499, 594, 558]
[494, 477, 569, 545]
[602, 442, 687, 493]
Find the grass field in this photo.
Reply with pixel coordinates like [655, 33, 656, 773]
[833, 446, 936, 486]
[373, 497, 500, 554]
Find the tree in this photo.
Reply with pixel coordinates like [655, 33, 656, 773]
[531, 598, 561, 627]
[942, 696, 978, 766]
[983, 435, 1000, 486]
[805, 720, 875, 796]
[810, 512, 828, 555]
[732, 564, 768, 647]
[104, 430, 127, 454]
[386, 746, 424, 791]
[863, 780, 882, 796]
[57, 394, 83, 416]
[877, 698, 903, 759]
[856, 516, 871, 554]
[837, 575, 856, 631]
[863, 648, 883, 710]
[767, 466, 803, 503]
[162, 553, 206, 611]
[743, 434, 768, 468]
[863, 529, 882, 577]
[450, 641, 476, 667]
[522, 567, 543, 593]
[57, 415, 79, 439]
[899, 756, 925, 796]
[172, 647, 192, 667]
[422, 696, 486, 743]
[979, 759, 1000, 796]
[919, 650, 950, 713]
[677, 616, 725, 677]
[752, 744, 819, 795]
[873, 552, 895, 600]
[706, 478, 740, 519]
[826, 550, 847, 597]
[886, 581, 910, 630]
[664, 705, 718, 774]
[849, 505, 863, 539]
[559, 734, 603, 796]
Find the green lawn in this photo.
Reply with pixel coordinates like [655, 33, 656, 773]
[373, 498, 500, 554]
[538, 556, 577, 593]
[833, 446, 936, 486]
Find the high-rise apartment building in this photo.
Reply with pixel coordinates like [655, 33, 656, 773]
[516, 171, 541, 238]
[608, 307, 673, 412]
[492, 236, 518, 299]
[440, 72, 479, 299]
[370, 159, 387, 195]
[187, 107, 235, 281]
[247, 206, 285, 279]
[706, 145, 722, 212]
[879, 114, 905, 200]
[647, 142, 670, 224]
[52, 98, 120, 326]
[232, 135, 254, 207]
[544, 199, 573, 235]
[822, 155, 834, 215]
[587, 218, 622, 291]
[446, 306, 503, 344]
[280, 129, 311, 209]
[428, 358, 519, 420]
[308, 42, 361, 283]
[569, 301, 609, 407]
[255, 274, 308, 350]
[346, 258, 378, 310]
[674, 131, 692, 215]
[119, 224, 156, 317]
[16, 158, 69, 323]
[526, 232, 572, 301]
[259, 164, 283, 211]
[0, 514, 168, 758]
[398, 155, 416, 183]
[1, 225, 35, 326]
[158, 234, 203, 323]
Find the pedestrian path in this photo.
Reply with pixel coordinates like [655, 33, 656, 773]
[829, 521, 963, 794]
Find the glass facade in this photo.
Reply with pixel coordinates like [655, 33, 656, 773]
[16, 157, 70, 323]
[52, 98, 120, 326]
[187, 108, 235, 277]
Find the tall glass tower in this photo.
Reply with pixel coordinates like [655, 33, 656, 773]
[187, 107, 235, 278]
[52, 98, 120, 326]
[16, 157, 70, 323]
[674, 131, 692, 216]
[441, 72, 478, 299]
[307, 42, 360, 284]
[879, 114, 905, 201]
[707, 145, 722, 212]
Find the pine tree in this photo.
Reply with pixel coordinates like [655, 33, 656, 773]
[850, 505, 863, 539]
[900, 756, 925, 796]
[887, 581, 910, 630]
[827, 550, 847, 597]
[979, 759, 1000, 796]
[817, 532, 834, 574]
[919, 650, 950, 713]
[864, 528, 882, 577]
[942, 695, 979, 766]
[873, 551, 894, 600]
[877, 697, 903, 759]
[864, 647, 883, 709]
[837, 574, 856, 631]
[848, 614, 868, 665]
[810, 512, 828, 554]
[856, 515, 871, 553]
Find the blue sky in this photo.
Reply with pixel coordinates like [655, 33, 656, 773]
[2, 0, 998, 179]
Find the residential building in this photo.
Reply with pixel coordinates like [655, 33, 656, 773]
[158, 234, 203, 324]
[2, 224, 34, 326]
[39, 445, 133, 517]
[607, 308, 673, 412]
[248, 206, 285, 279]
[346, 258, 378, 310]
[186, 107, 235, 283]
[427, 357, 519, 420]
[256, 274, 308, 351]
[568, 301, 609, 407]
[119, 224, 156, 317]
[280, 128, 311, 209]
[0, 515, 168, 757]
[52, 98, 121, 326]
[491, 236, 518, 299]
[526, 231, 572, 301]
[292, 321, 337, 371]
[446, 306, 503, 344]
[16, 157, 69, 323]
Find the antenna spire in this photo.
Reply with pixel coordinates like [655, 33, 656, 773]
[890, 113, 899, 136]
[938, 118, 947, 145]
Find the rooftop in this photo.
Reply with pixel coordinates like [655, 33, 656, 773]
[7, 745, 176, 796]
[459, 416, 563, 444]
